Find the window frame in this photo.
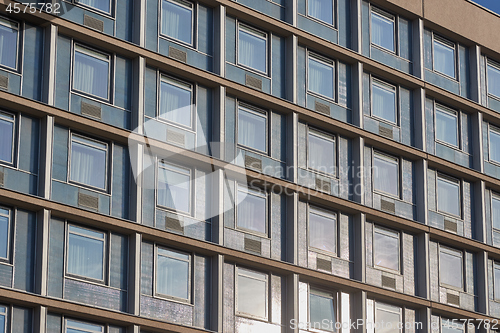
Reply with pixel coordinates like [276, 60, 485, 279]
[156, 159, 192, 215]
[235, 266, 269, 321]
[308, 286, 337, 332]
[434, 104, 460, 149]
[438, 245, 464, 290]
[441, 317, 465, 333]
[0, 111, 16, 166]
[308, 205, 337, 256]
[369, 6, 397, 54]
[487, 59, 500, 101]
[494, 262, 500, 302]
[488, 124, 500, 165]
[0, 207, 11, 263]
[436, 173, 462, 218]
[370, 77, 398, 125]
[0, 305, 7, 333]
[67, 132, 109, 192]
[306, 0, 336, 27]
[158, 75, 195, 130]
[154, 245, 192, 303]
[306, 127, 337, 177]
[65, 224, 107, 284]
[65, 318, 105, 333]
[235, 184, 268, 237]
[0, 16, 20, 72]
[491, 192, 500, 232]
[432, 34, 457, 80]
[160, 0, 195, 47]
[72, 0, 113, 16]
[372, 151, 400, 199]
[374, 301, 402, 333]
[236, 22, 268, 75]
[236, 102, 269, 154]
[372, 225, 400, 273]
[307, 52, 336, 101]
[72, 43, 112, 103]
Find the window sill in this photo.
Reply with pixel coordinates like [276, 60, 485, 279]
[370, 44, 412, 64]
[432, 209, 462, 221]
[369, 114, 399, 128]
[299, 13, 337, 31]
[0, 66, 21, 76]
[54, 179, 111, 196]
[309, 248, 338, 259]
[145, 115, 196, 134]
[62, 0, 115, 19]
[305, 168, 338, 180]
[152, 293, 193, 306]
[235, 313, 269, 323]
[428, 69, 459, 82]
[158, 35, 213, 58]
[372, 265, 401, 276]
[230, 62, 269, 79]
[155, 205, 195, 220]
[71, 91, 128, 111]
[232, 226, 269, 240]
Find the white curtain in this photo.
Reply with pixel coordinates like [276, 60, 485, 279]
[158, 168, 190, 213]
[160, 82, 191, 127]
[238, 108, 266, 151]
[238, 34, 257, 70]
[0, 26, 17, 69]
[308, 59, 333, 99]
[0, 216, 8, 259]
[308, 0, 332, 24]
[68, 233, 103, 280]
[0, 119, 13, 163]
[157, 255, 188, 299]
[71, 142, 106, 189]
[162, 2, 180, 39]
[308, 134, 334, 174]
[237, 191, 266, 234]
[372, 87, 386, 119]
[74, 52, 108, 99]
[309, 213, 335, 253]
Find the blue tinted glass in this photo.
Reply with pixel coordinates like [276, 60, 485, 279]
[162, 0, 193, 44]
[0, 215, 9, 259]
[488, 63, 500, 98]
[0, 312, 4, 333]
[308, 57, 334, 99]
[0, 20, 18, 69]
[68, 231, 104, 280]
[490, 129, 500, 163]
[157, 254, 189, 299]
[238, 108, 267, 152]
[74, 49, 109, 100]
[372, 82, 396, 123]
[159, 80, 192, 127]
[434, 40, 455, 78]
[157, 166, 190, 213]
[435, 108, 458, 147]
[308, 0, 333, 25]
[371, 12, 395, 52]
[437, 177, 460, 216]
[0, 118, 13, 163]
[77, 0, 110, 13]
[238, 27, 267, 73]
[492, 196, 500, 230]
[310, 293, 335, 331]
[495, 266, 500, 300]
[70, 139, 107, 189]
[66, 319, 103, 333]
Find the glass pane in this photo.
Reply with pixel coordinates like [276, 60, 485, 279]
[162, 0, 192, 44]
[0, 216, 7, 259]
[308, 0, 333, 25]
[238, 27, 267, 73]
[66, 319, 104, 333]
[237, 189, 266, 234]
[309, 211, 336, 254]
[68, 232, 104, 280]
[441, 320, 463, 333]
[434, 40, 455, 78]
[157, 254, 189, 299]
[440, 250, 462, 288]
[372, 83, 396, 123]
[375, 304, 401, 333]
[0, 23, 18, 69]
[373, 154, 399, 197]
[0, 118, 13, 163]
[77, 0, 110, 13]
[492, 196, 500, 230]
[238, 108, 267, 152]
[374, 230, 399, 271]
[488, 64, 500, 98]
[0, 313, 4, 333]
[237, 274, 266, 318]
[74, 49, 109, 100]
[310, 293, 335, 331]
[69, 225, 105, 239]
[495, 266, 500, 300]
[490, 129, 500, 163]
[159, 80, 192, 127]
[158, 166, 190, 213]
[437, 177, 460, 216]
[371, 12, 395, 52]
[435, 108, 458, 147]
[157, 247, 189, 261]
[308, 57, 334, 99]
[308, 133, 335, 174]
[70, 140, 107, 189]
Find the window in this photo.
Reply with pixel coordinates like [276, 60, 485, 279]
[439, 246, 463, 289]
[494, 262, 500, 301]
[309, 288, 336, 332]
[371, 79, 397, 124]
[237, 104, 267, 153]
[308, 129, 336, 175]
[437, 174, 461, 217]
[0, 306, 6, 333]
[373, 226, 399, 272]
[237, 24, 267, 74]
[489, 125, 500, 164]
[373, 152, 399, 198]
[308, 207, 336, 255]
[75, 0, 111, 14]
[161, 0, 193, 45]
[0, 112, 15, 164]
[69, 134, 108, 190]
[375, 302, 401, 333]
[307, 0, 334, 25]
[308, 53, 335, 100]
[0, 17, 18, 70]
[67, 225, 106, 282]
[157, 161, 191, 214]
[433, 36, 456, 78]
[435, 105, 459, 148]
[491, 194, 500, 231]
[156, 247, 191, 301]
[370, 7, 395, 52]
[236, 267, 268, 320]
[236, 186, 267, 235]
[73, 45, 110, 101]
[441, 319, 464, 333]
[66, 319, 104, 333]
[487, 60, 500, 99]
[159, 76, 193, 128]
[0, 207, 10, 261]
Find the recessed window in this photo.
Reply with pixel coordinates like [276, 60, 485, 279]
[375, 302, 401, 333]
[489, 126, 500, 164]
[0, 306, 5, 333]
[237, 104, 267, 153]
[159, 76, 193, 128]
[433, 36, 456, 78]
[309, 288, 336, 332]
[66, 319, 104, 333]
[238, 24, 267, 74]
[69, 134, 108, 190]
[487, 61, 500, 99]
[156, 247, 191, 301]
[0, 17, 18, 70]
[0, 207, 10, 261]
[370, 8, 395, 52]
[439, 246, 463, 289]
[373, 226, 399, 272]
[236, 268, 268, 320]
[0, 112, 15, 164]
[67, 225, 105, 281]
[492, 194, 500, 231]
[373, 152, 399, 198]
[309, 207, 336, 255]
[437, 174, 461, 217]
[308, 129, 335, 175]
[161, 0, 193, 45]
[76, 0, 111, 14]
[441, 319, 464, 333]
[494, 263, 500, 301]
[73, 45, 110, 101]
[236, 186, 267, 235]
[157, 161, 191, 214]
[372, 79, 397, 124]
[307, 0, 333, 25]
[308, 53, 335, 100]
[435, 105, 458, 148]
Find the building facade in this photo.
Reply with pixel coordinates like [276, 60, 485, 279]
[0, 0, 500, 332]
